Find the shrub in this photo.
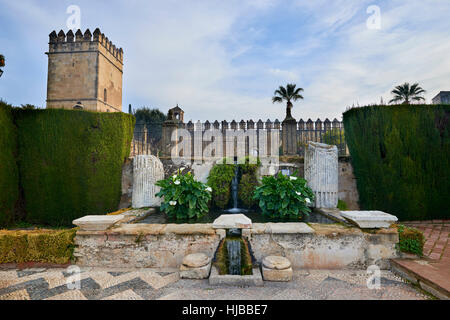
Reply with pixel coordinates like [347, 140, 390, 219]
[208, 157, 261, 209]
[0, 228, 77, 264]
[238, 174, 260, 208]
[207, 163, 235, 209]
[0, 102, 19, 227]
[156, 172, 212, 219]
[343, 105, 450, 221]
[396, 224, 425, 256]
[237, 157, 261, 208]
[253, 172, 315, 218]
[323, 128, 345, 146]
[238, 156, 261, 175]
[14, 109, 135, 226]
[337, 199, 348, 211]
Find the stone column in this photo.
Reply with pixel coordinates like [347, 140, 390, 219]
[282, 118, 298, 155]
[132, 155, 165, 208]
[304, 142, 338, 208]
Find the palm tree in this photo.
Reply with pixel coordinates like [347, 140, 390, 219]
[272, 83, 304, 120]
[389, 83, 426, 105]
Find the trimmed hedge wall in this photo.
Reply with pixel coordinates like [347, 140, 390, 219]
[343, 105, 449, 221]
[0, 102, 19, 227]
[0, 228, 77, 264]
[13, 109, 135, 226]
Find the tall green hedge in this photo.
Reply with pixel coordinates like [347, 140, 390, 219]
[0, 102, 19, 227]
[14, 109, 135, 226]
[343, 105, 449, 221]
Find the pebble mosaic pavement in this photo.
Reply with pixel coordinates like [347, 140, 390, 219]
[0, 268, 429, 300]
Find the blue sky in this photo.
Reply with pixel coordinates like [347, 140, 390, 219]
[1, 0, 449, 121]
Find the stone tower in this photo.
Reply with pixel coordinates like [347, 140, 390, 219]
[46, 28, 123, 112]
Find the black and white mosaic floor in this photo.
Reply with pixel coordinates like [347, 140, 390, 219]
[0, 268, 428, 300]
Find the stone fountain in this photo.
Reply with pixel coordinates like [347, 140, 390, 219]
[224, 157, 248, 214]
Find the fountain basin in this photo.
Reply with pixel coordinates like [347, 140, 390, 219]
[74, 218, 399, 270]
[209, 267, 263, 286]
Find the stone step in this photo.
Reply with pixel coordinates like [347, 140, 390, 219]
[390, 259, 449, 300]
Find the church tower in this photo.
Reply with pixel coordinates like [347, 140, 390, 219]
[46, 28, 123, 112]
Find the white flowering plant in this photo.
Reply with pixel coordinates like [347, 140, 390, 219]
[253, 172, 315, 218]
[156, 172, 212, 219]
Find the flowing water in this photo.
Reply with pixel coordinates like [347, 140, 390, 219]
[224, 158, 248, 214]
[226, 240, 242, 275]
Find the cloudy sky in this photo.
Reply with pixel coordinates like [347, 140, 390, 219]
[1, 0, 449, 121]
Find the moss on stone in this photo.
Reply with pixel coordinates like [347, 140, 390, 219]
[214, 237, 253, 276]
[0, 228, 77, 264]
[395, 224, 425, 256]
[279, 155, 304, 164]
[107, 208, 132, 216]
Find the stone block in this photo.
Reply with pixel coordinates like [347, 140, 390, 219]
[250, 223, 268, 234]
[180, 263, 212, 279]
[212, 214, 252, 229]
[209, 267, 264, 286]
[340, 211, 398, 229]
[262, 266, 293, 282]
[305, 142, 338, 208]
[267, 223, 314, 234]
[182, 253, 210, 268]
[262, 256, 291, 270]
[132, 155, 165, 208]
[165, 224, 216, 235]
[216, 229, 226, 239]
[261, 256, 293, 282]
[73, 215, 125, 231]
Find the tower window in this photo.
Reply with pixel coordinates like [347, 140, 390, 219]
[104, 88, 107, 102]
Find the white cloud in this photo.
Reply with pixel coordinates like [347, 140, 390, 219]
[0, 0, 449, 121]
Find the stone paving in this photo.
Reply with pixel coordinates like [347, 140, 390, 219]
[0, 268, 428, 300]
[393, 220, 450, 299]
[403, 220, 449, 263]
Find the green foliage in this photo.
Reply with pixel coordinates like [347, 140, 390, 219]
[134, 107, 166, 143]
[337, 199, 348, 211]
[14, 109, 135, 226]
[0, 101, 19, 227]
[214, 237, 253, 276]
[253, 172, 315, 218]
[323, 128, 345, 146]
[207, 157, 261, 209]
[19, 104, 37, 110]
[207, 163, 235, 209]
[237, 157, 261, 208]
[0, 228, 77, 264]
[238, 156, 261, 175]
[396, 224, 425, 256]
[389, 82, 426, 104]
[343, 105, 450, 221]
[238, 174, 260, 208]
[156, 172, 212, 220]
[272, 84, 304, 108]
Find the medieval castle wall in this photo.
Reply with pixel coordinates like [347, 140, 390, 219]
[46, 28, 123, 113]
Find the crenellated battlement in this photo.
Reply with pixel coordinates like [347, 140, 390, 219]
[46, 27, 123, 113]
[48, 28, 123, 64]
